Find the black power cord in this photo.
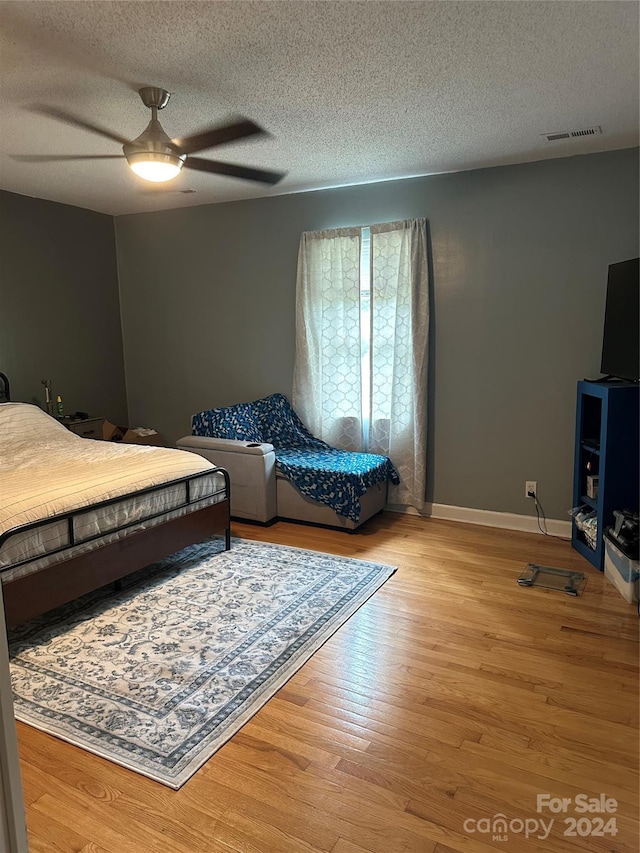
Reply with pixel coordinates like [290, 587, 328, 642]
[530, 491, 569, 541]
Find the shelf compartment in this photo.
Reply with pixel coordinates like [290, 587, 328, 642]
[580, 441, 601, 455]
[579, 495, 597, 510]
[571, 381, 639, 571]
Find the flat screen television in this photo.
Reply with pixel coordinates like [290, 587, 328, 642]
[600, 258, 639, 382]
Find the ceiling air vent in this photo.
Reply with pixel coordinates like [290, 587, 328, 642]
[542, 126, 602, 143]
[570, 126, 602, 138]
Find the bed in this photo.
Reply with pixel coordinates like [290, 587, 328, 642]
[0, 375, 231, 628]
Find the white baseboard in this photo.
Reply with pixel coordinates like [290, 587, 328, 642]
[386, 502, 572, 539]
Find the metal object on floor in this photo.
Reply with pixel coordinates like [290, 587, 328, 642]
[517, 563, 586, 596]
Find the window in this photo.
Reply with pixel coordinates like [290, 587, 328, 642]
[293, 218, 429, 510]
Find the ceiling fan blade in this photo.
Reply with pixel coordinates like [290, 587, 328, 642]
[29, 105, 130, 145]
[139, 187, 196, 195]
[185, 157, 286, 185]
[11, 154, 124, 162]
[173, 119, 266, 155]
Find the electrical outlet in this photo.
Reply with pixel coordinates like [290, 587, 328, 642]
[525, 481, 537, 499]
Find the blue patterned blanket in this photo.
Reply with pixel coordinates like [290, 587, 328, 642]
[192, 393, 399, 521]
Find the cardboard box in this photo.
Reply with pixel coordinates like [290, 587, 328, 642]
[122, 428, 165, 447]
[103, 421, 125, 442]
[604, 536, 639, 604]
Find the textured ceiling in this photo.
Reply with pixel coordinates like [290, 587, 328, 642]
[0, 1, 638, 216]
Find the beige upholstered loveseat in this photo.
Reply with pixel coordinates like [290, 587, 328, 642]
[177, 394, 398, 531]
[175, 435, 388, 530]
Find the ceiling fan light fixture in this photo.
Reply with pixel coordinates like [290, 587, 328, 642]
[127, 152, 184, 182]
[123, 112, 185, 182]
[26, 87, 285, 190]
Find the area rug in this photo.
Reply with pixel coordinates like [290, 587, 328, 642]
[8, 537, 395, 789]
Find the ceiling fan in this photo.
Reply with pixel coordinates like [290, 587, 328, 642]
[16, 86, 286, 186]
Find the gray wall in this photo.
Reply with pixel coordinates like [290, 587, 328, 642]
[114, 148, 639, 519]
[0, 191, 128, 424]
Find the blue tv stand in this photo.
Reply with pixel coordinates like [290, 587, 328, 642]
[571, 381, 639, 570]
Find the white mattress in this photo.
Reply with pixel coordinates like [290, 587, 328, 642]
[0, 403, 226, 581]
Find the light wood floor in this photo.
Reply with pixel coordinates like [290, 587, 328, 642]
[16, 513, 639, 853]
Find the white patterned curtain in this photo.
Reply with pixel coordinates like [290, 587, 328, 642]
[293, 219, 429, 512]
[292, 227, 363, 449]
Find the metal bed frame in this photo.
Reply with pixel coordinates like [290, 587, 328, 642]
[0, 373, 231, 628]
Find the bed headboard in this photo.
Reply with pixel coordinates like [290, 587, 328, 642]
[0, 373, 10, 403]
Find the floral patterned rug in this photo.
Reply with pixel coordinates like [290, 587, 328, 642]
[8, 537, 395, 788]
